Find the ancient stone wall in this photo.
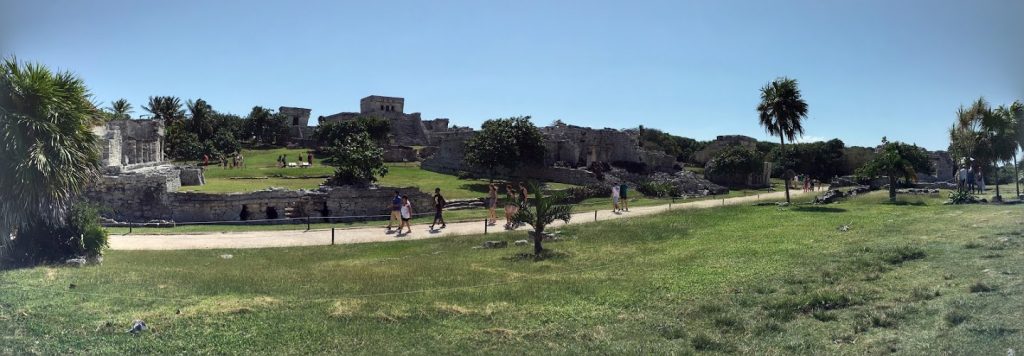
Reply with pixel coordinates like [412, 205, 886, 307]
[383, 146, 418, 162]
[361, 95, 405, 114]
[92, 119, 165, 173]
[922, 150, 955, 182]
[179, 167, 205, 186]
[279, 106, 312, 127]
[84, 165, 182, 222]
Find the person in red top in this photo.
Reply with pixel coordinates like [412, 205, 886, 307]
[202, 154, 209, 166]
[307, 152, 313, 166]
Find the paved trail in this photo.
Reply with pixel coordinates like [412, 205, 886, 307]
[110, 189, 819, 250]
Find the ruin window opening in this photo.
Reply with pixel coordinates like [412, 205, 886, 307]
[266, 206, 279, 219]
[292, 117, 299, 126]
[380, 105, 385, 111]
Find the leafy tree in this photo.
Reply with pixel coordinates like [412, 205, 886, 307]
[757, 77, 809, 203]
[464, 116, 546, 180]
[857, 137, 934, 202]
[142, 95, 184, 123]
[322, 131, 388, 186]
[244, 106, 289, 146]
[210, 112, 245, 144]
[186, 98, 215, 142]
[0, 57, 101, 263]
[512, 182, 573, 255]
[106, 98, 132, 120]
[704, 146, 763, 187]
[314, 116, 390, 147]
[988, 103, 1017, 199]
[948, 98, 1011, 196]
[210, 130, 240, 156]
[768, 139, 847, 180]
[163, 121, 205, 160]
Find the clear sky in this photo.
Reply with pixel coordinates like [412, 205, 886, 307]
[2, 0, 1021, 150]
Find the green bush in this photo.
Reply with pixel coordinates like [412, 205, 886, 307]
[561, 185, 611, 204]
[704, 146, 763, 187]
[638, 181, 679, 198]
[946, 191, 980, 205]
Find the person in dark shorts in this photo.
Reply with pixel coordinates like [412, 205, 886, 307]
[619, 183, 629, 211]
[430, 187, 447, 230]
[399, 195, 413, 234]
[386, 190, 402, 232]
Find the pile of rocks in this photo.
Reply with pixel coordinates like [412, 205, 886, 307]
[614, 169, 728, 196]
[897, 188, 941, 195]
[813, 189, 846, 204]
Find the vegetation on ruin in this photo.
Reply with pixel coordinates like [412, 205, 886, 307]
[3, 192, 1022, 353]
[464, 116, 546, 180]
[0, 57, 106, 265]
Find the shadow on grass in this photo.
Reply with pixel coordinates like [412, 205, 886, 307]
[883, 200, 927, 206]
[504, 249, 570, 262]
[793, 206, 848, 213]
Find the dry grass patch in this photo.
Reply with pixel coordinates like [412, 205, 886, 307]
[183, 296, 280, 316]
[435, 302, 475, 316]
[328, 298, 364, 318]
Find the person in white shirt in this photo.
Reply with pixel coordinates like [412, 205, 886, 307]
[957, 166, 968, 192]
[611, 185, 620, 212]
[399, 195, 413, 235]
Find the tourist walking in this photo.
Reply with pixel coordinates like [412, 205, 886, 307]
[238, 153, 245, 168]
[487, 183, 498, 225]
[399, 195, 413, 234]
[957, 165, 968, 192]
[386, 191, 402, 232]
[203, 154, 209, 166]
[504, 184, 519, 229]
[978, 171, 986, 194]
[619, 183, 630, 211]
[967, 167, 976, 194]
[611, 184, 620, 212]
[519, 182, 529, 208]
[430, 188, 447, 230]
[307, 152, 313, 166]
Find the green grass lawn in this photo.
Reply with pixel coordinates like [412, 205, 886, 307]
[183, 149, 577, 197]
[4, 191, 1022, 354]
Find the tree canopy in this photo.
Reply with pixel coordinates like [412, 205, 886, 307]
[322, 131, 387, 186]
[857, 137, 933, 202]
[757, 77, 809, 203]
[463, 116, 546, 179]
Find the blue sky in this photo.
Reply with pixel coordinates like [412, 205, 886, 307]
[2, 0, 1021, 150]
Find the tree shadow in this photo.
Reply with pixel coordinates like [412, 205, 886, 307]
[883, 200, 926, 206]
[792, 206, 848, 213]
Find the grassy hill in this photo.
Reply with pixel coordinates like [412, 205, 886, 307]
[3, 192, 1021, 354]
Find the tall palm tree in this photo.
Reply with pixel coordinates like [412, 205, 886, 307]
[107, 98, 132, 120]
[994, 103, 1020, 198]
[757, 77, 809, 203]
[0, 57, 101, 254]
[143, 95, 184, 124]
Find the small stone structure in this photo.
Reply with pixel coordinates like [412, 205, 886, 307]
[318, 95, 450, 146]
[92, 119, 166, 174]
[279, 106, 316, 146]
[923, 150, 955, 182]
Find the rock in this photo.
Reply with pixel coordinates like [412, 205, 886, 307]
[846, 186, 871, 196]
[514, 240, 529, 246]
[481, 241, 508, 249]
[127, 320, 147, 334]
[65, 258, 87, 267]
[813, 189, 845, 204]
[220, 254, 233, 259]
[837, 224, 851, 232]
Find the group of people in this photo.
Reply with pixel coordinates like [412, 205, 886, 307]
[484, 182, 531, 230]
[955, 165, 986, 194]
[798, 175, 819, 192]
[385, 187, 448, 235]
[278, 152, 314, 168]
[611, 183, 630, 212]
[202, 153, 244, 169]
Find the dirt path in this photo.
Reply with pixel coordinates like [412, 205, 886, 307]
[109, 189, 819, 250]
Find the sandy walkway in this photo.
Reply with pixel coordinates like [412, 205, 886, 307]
[109, 189, 818, 250]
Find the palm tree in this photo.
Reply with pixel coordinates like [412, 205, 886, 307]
[107, 98, 132, 120]
[757, 77, 809, 203]
[993, 103, 1019, 199]
[186, 98, 214, 142]
[512, 182, 573, 255]
[143, 96, 184, 124]
[950, 98, 1002, 196]
[0, 57, 101, 255]
[857, 137, 933, 202]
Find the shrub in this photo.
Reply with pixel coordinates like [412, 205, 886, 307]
[638, 181, 679, 198]
[946, 190, 980, 205]
[704, 146, 763, 187]
[560, 185, 611, 204]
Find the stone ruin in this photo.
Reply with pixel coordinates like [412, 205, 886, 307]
[419, 123, 722, 195]
[280, 106, 316, 146]
[92, 119, 166, 174]
[317, 95, 452, 147]
[85, 118, 431, 223]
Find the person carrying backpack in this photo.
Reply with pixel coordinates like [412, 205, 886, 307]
[430, 188, 447, 230]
